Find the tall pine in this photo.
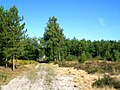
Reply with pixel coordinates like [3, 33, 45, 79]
[43, 16, 65, 61]
[9, 6, 25, 70]
[0, 6, 25, 70]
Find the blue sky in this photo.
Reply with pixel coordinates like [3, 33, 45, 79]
[0, 0, 120, 41]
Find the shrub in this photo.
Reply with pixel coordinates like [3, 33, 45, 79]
[86, 52, 92, 59]
[66, 55, 77, 61]
[56, 60, 120, 75]
[79, 52, 86, 63]
[113, 50, 120, 61]
[86, 67, 99, 74]
[92, 74, 120, 89]
[0, 73, 7, 82]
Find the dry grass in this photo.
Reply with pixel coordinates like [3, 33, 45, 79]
[0, 60, 38, 86]
[54, 60, 120, 90]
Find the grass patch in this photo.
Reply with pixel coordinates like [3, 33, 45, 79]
[0, 72, 7, 82]
[0, 60, 38, 86]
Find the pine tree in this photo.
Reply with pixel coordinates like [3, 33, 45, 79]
[43, 16, 65, 61]
[0, 6, 5, 65]
[8, 6, 25, 70]
[0, 6, 26, 70]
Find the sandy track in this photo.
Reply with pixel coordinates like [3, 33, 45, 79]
[1, 63, 80, 90]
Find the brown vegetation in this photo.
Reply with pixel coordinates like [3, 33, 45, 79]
[54, 60, 120, 89]
[55, 60, 120, 75]
[0, 60, 38, 86]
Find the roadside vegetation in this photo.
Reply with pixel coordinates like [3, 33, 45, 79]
[54, 60, 120, 75]
[0, 60, 38, 86]
[54, 60, 120, 89]
[92, 74, 120, 89]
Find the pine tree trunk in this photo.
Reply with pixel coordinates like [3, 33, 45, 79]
[59, 52, 61, 60]
[12, 54, 15, 71]
[0, 54, 2, 65]
[5, 56, 7, 68]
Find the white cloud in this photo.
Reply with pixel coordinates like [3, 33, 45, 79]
[99, 18, 106, 27]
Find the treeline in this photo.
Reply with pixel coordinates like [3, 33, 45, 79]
[42, 16, 120, 62]
[0, 6, 120, 70]
[64, 38, 120, 62]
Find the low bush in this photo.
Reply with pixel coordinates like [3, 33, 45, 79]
[0, 73, 7, 82]
[86, 67, 99, 74]
[79, 52, 87, 63]
[92, 74, 120, 89]
[66, 55, 78, 61]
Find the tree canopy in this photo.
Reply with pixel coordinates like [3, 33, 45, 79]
[43, 16, 65, 61]
[0, 6, 25, 70]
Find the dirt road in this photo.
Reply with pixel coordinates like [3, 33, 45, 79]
[1, 63, 115, 90]
[1, 63, 80, 90]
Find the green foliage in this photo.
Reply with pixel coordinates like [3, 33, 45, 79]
[86, 52, 92, 59]
[18, 37, 39, 60]
[92, 74, 120, 89]
[38, 38, 45, 58]
[66, 55, 77, 61]
[105, 51, 111, 60]
[113, 50, 120, 61]
[58, 38, 120, 63]
[43, 16, 65, 61]
[0, 5, 26, 69]
[0, 73, 7, 82]
[79, 51, 87, 63]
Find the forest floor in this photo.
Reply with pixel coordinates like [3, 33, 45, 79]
[0, 63, 117, 90]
